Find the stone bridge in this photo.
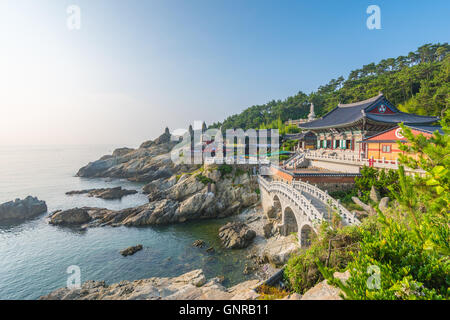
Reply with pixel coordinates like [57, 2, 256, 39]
[258, 175, 360, 247]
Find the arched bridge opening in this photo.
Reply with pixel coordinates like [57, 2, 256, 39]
[282, 207, 298, 236]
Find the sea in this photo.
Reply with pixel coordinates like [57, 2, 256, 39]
[0, 145, 255, 300]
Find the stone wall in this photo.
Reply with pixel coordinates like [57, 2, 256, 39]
[296, 176, 355, 192]
[309, 159, 361, 173]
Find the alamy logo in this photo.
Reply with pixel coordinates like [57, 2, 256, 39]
[366, 5, 381, 30]
[66, 265, 81, 289]
[67, 5, 81, 30]
[366, 265, 381, 290]
[170, 121, 279, 168]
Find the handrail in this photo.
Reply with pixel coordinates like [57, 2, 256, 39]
[292, 180, 360, 225]
[284, 152, 305, 167]
[258, 176, 324, 225]
[258, 175, 360, 227]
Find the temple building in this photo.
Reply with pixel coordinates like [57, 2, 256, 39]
[297, 93, 439, 159]
[362, 125, 443, 161]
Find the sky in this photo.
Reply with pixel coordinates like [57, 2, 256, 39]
[0, 0, 449, 147]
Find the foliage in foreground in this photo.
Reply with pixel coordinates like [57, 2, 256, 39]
[318, 112, 450, 300]
[284, 215, 378, 294]
[331, 167, 400, 206]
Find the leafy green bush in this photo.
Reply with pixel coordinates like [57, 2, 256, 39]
[218, 164, 233, 177]
[319, 112, 450, 300]
[196, 174, 214, 185]
[282, 139, 299, 151]
[284, 218, 375, 294]
[324, 208, 448, 299]
[354, 167, 399, 203]
[234, 168, 247, 177]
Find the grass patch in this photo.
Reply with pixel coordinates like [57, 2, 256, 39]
[256, 284, 290, 300]
[196, 174, 214, 185]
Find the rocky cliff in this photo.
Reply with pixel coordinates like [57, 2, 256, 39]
[0, 196, 47, 222]
[76, 128, 190, 182]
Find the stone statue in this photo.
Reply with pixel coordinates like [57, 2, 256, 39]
[308, 103, 316, 121]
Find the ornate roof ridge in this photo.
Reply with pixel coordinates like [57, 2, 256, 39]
[338, 93, 383, 108]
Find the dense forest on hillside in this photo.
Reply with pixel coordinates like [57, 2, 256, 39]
[210, 43, 449, 132]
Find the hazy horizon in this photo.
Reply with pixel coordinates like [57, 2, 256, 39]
[1, 0, 449, 147]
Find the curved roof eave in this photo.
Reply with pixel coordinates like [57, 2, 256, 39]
[299, 117, 364, 130]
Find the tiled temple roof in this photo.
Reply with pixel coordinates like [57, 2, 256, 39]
[298, 94, 439, 130]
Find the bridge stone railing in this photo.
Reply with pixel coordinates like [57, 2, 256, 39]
[259, 175, 360, 227]
[292, 180, 360, 225]
[258, 176, 324, 226]
[283, 152, 306, 168]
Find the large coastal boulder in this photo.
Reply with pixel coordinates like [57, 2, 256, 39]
[39, 269, 260, 300]
[49, 208, 92, 226]
[66, 187, 138, 200]
[218, 222, 256, 249]
[0, 196, 47, 222]
[120, 245, 143, 256]
[301, 270, 350, 300]
[262, 235, 300, 267]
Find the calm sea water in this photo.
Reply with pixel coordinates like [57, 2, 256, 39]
[0, 145, 254, 300]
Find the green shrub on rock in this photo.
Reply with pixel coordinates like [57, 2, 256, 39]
[196, 174, 214, 185]
[284, 218, 376, 294]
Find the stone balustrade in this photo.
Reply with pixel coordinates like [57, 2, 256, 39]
[258, 175, 360, 228]
[258, 176, 323, 225]
[292, 180, 359, 225]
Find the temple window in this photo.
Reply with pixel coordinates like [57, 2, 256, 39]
[382, 145, 392, 153]
[346, 139, 352, 150]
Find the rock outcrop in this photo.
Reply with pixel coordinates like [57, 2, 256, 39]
[262, 234, 300, 267]
[218, 222, 256, 249]
[39, 269, 260, 300]
[301, 270, 350, 300]
[120, 245, 143, 256]
[66, 187, 138, 200]
[52, 165, 259, 228]
[351, 196, 375, 215]
[369, 186, 381, 203]
[0, 196, 47, 222]
[263, 221, 275, 238]
[352, 193, 391, 217]
[49, 208, 92, 226]
[379, 197, 390, 213]
[76, 129, 184, 183]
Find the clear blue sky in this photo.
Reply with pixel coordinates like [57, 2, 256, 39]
[1, 0, 449, 146]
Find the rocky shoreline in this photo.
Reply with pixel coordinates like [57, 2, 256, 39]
[40, 269, 261, 300]
[4, 128, 307, 300]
